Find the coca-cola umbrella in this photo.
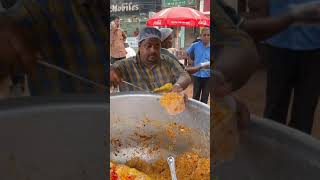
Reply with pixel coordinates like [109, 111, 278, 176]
[146, 7, 210, 48]
[146, 7, 210, 27]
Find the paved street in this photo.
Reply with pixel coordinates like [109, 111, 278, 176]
[234, 70, 320, 139]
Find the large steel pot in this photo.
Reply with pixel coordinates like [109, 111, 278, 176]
[216, 115, 320, 180]
[110, 92, 210, 163]
[0, 96, 107, 180]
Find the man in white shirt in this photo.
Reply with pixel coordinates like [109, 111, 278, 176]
[124, 42, 136, 59]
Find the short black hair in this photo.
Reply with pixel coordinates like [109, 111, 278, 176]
[200, 27, 210, 34]
[110, 15, 120, 22]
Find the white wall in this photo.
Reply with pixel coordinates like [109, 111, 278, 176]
[199, 0, 204, 12]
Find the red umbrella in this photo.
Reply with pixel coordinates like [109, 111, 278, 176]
[146, 7, 210, 27]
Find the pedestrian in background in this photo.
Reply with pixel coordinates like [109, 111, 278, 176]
[213, 0, 320, 134]
[110, 16, 127, 64]
[262, 0, 320, 134]
[186, 27, 210, 104]
[159, 28, 179, 61]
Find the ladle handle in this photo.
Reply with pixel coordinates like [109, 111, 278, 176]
[167, 156, 178, 180]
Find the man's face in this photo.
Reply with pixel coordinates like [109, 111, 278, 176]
[114, 18, 120, 27]
[139, 38, 161, 65]
[201, 30, 210, 44]
[162, 34, 173, 49]
[110, 21, 116, 29]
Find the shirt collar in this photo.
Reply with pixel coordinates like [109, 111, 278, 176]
[200, 41, 210, 48]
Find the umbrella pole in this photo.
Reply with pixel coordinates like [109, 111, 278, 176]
[175, 27, 180, 49]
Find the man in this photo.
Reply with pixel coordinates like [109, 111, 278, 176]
[186, 27, 210, 104]
[110, 27, 191, 93]
[124, 41, 136, 59]
[159, 27, 206, 75]
[262, 0, 320, 134]
[0, 0, 108, 96]
[159, 28, 180, 62]
[214, 0, 320, 134]
[213, 0, 320, 95]
[110, 16, 127, 64]
[211, 0, 320, 162]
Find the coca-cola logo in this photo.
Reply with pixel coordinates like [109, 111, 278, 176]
[198, 20, 208, 26]
[170, 21, 192, 25]
[153, 20, 162, 25]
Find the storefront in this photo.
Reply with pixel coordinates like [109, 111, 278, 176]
[110, 0, 162, 48]
[162, 0, 198, 49]
[202, 0, 210, 15]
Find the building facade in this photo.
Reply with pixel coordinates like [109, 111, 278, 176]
[110, 0, 162, 40]
[110, 0, 210, 50]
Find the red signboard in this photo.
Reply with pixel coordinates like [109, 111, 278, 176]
[203, 0, 210, 12]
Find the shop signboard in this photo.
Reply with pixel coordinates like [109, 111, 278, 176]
[203, 0, 210, 13]
[111, 0, 162, 15]
[110, 2, 140, 13]
[163, 0, 195, 7]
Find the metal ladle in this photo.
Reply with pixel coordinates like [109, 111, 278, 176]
[37, 60, 152, 93]
[167, 156, 178, 180]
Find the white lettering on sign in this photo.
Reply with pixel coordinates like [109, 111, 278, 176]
[110, 2, 139, 13]
[198, 20, 208, 26]
[153, 20, 162, 26]
[170, 20, 192, 25]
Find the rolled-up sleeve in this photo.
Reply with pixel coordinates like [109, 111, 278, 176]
[111, 59, 128, 78]
[166, 55, 191, 88]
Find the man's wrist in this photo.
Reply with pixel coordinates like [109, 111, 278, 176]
[174, 83, 182, 89]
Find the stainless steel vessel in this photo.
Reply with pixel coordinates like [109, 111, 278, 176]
[0, 96, 107, 180]
[110, 92, 210, 163]
[216, 116, 320, 180]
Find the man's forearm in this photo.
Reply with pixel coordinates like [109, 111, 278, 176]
[185, 66, 200, 74]
[176, 71, 191, 90]
[241, 15, 294, 42]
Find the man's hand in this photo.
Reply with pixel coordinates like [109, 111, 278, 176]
[185, 66, 201, 74]
[110, 67, 123, 87]
[289, 1, 320, 24]
[171, 83, 183, 93]
[200, 62, 210, 69]
[170, 84, 189, 102]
